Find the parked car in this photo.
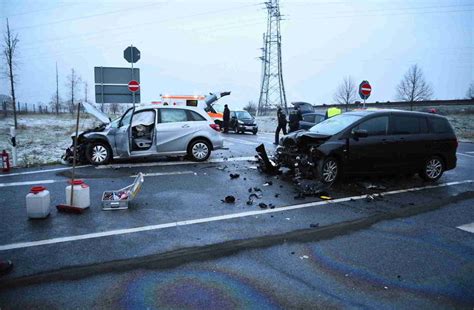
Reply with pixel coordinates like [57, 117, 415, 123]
[299, 112, 326, 130]
[229, 110, 258, 134]
[63, 103, 224, 165]
[291, 102, 314, 115]
[275, 110, 457, 183]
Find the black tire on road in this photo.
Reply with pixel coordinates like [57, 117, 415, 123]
[419, 155, 444, 182]
[318, 156, 339, 184]
[188, 139, 211, 162]
[85, 141, 112, 165]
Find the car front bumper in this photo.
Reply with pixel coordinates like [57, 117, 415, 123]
[237, 124, 258, 132]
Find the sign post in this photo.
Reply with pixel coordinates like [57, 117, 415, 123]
[359, 80, 372, 108]
[124, 45, 141, 108]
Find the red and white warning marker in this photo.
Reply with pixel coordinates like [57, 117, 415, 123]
[128, 80, 140, 92]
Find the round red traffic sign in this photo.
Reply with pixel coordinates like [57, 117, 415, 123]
[360, 82, 371, 96]
[128, 80, 140, 92]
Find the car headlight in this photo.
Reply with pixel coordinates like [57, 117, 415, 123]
[238, 120, 244, 124]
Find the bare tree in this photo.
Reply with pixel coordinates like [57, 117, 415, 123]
[466, 83, 474, 100]
[333, 76, 357, 111]
[65, 68, 81, 114]
[110, 102, 120, 115]
[396, 64, 433, 110]
[243, 101, 257, 116]
[49, 94, 63, 114]
[2, 19, 19, 129]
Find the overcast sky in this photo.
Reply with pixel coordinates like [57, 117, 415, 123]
[1, 0, 472, 109]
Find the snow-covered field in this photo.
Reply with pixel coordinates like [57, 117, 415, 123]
[0, 114, 101, 167]
[0, 106, 472, 167]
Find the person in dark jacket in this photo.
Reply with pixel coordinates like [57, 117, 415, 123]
[275, 107, 287, 144]
[223, 104, 230, 133]
[288, 106, 302, 132]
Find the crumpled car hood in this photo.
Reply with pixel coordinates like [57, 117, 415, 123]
[281, 130, 331, 146]
[82, 101, 111, 124]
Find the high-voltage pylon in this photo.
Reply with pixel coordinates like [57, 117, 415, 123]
[257, 0, 287, 116]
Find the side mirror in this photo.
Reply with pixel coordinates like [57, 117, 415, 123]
[352, 129, 368, 138]
[231, 116, 237, 119]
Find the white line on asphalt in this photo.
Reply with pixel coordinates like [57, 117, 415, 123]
[132, 171, 194, 177]
[0, 171, 197, 188]
[224, 137, 260, 146]
[466, 151, 474, 154]
[0, 179, 56, 188]
[0, 179, 472, 251]
[0, 165, 91, 178]
[457, 152, 474, 158]
[457, 222, 474, 234]
[96, 156, 256, 169]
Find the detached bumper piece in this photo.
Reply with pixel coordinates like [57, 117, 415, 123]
[62, 144, 86, 164]
[255, 144, 280, 175]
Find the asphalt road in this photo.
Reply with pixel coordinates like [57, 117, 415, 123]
[0, 132, 473, 309]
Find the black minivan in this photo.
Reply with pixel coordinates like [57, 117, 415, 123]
[277, 110, 457, 183]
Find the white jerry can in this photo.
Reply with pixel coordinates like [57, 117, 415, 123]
[65, 180, 90, 209]
[26, 186, 51, 219]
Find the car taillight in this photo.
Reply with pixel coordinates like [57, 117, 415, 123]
[210, 124, 220, 132]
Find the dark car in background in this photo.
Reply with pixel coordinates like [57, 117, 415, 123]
[230, 110, 258, 134]
[299, 112, 326, 130]
[276, 110, 457, 184]
[291, 102, 315, 115]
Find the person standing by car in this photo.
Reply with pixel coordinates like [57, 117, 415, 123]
[275, 107, 287, 144]
[223, 104, 230, 133]
[288, 106, 302, 132]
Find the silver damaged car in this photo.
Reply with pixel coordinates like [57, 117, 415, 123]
[63, 102, 224, 165]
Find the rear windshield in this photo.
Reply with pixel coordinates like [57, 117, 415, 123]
[430, 117, 453, 134]
[309, 114, 362, 135]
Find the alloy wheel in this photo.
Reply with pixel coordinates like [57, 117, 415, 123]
[425, 158, 442, 179]
[322, 159, 338, 183]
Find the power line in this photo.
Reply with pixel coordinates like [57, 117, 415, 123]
[12, 2, 166, 31]
[18, 3, 261, 49]
[0, 2, 80, 18]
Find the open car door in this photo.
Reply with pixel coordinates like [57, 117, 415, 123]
[114, 107, 134, 158]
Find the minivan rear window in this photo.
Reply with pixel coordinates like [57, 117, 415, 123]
[430, 117, 452, 134]
[392, 115, 428, 134]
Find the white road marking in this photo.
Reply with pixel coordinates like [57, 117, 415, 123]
[0, 180, 56, 188]
[96, 156, 256, 169]
[0, 165, 91, 178]
[466, 151, 474, 154]
[224, 137, 260, 146]
[457, 152, 474, 158]
[0, 179, 472, 251]
[0, 171, 197, 188]
[132, 171, 194, 177]
[457, 222, 474, 234]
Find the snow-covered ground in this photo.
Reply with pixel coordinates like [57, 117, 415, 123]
[0, 114, 101, 167]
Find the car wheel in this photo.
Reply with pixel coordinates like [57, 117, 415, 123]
[234, 125, 239, 133]
[86, 141, 111, 165]
[188, 140, 211, 162]
[419, 156, 444, 181]
[253, 130, 257, 135]
[318, 157, 339, 184]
